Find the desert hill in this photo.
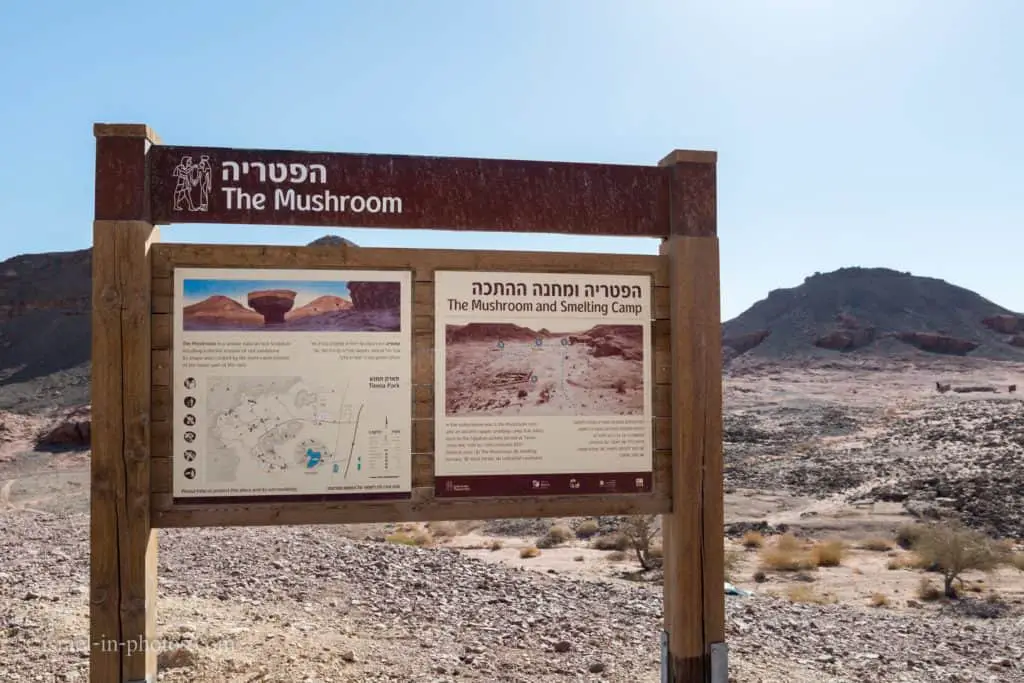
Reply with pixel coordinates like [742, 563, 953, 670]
[287, 294, 353, 320]
[0, 247, 92, 410]
[182, 295, 264, 325]
[723, 267, 1024, 362]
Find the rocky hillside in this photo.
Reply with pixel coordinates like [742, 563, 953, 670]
[723, 267, 1024, 362]
[0, 248, 92, 411]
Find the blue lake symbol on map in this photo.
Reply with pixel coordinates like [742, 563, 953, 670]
[305, 448, 323, 469]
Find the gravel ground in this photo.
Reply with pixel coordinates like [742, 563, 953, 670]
[724, 395, 1024, 540]
[1, 514, 1022, 683]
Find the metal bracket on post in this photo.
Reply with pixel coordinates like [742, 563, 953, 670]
[660, 630, 669, 683]
[710, 642, 729, 683]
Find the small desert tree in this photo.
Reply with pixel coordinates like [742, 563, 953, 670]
[913, 522, 1005, 599]
[620, 514, 662, 570]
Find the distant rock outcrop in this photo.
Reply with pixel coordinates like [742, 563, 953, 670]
[982, 315, 1024, 334]
[813, 313, 877, 351]
[348, 282, 400, 310]
[446, 323, 537, 345]
[35, 405, 91, 451]
[893, 332, 979, 356]
[307, 235, 358, 248]
[813, 329, 876, 351]
[722, 267, 1024, 362]
[723, 329, 771, 356]
[580, 325, 643, 361]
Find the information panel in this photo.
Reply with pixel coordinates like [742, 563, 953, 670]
[434, 271, 653, 497]
[171, 267, 413, 503]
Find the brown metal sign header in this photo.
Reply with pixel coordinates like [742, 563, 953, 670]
[147, 144, 672, 236]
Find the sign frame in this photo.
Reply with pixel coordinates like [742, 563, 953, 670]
[90, 123, 724, 683]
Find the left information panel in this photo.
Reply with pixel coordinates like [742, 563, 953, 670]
[171, 267, 413, 504]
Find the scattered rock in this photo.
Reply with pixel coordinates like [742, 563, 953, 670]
[814, 328, 876, 351]
[347, 281, 401, 310]
[723, 329, 771, 359]
[982, 315, 1024, 334]
[893, 332, 979, 356]
[158, 647, 198, 670]
[34, 405, 91, 451]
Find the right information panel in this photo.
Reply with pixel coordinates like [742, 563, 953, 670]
[434, 271, 654, 497]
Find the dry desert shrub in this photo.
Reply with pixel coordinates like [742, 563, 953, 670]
[519, 545, 541, 559]
[759, 533, 815, 572]
[724, 549, 742, 582]
[606, 550, 629, 562]
[428, 521, 459, 538]
[575, 519, 600, 539]
[489, 539, 503, 551]
[811, 540, 846, 567]
[1012, 552, 1024, 572]
[742, 531, 765, 549]
[917, 577, 942, 602]
[887, 552, 927, 571]
[786, 585, 836, 605]
[386, 528, 432, 547]
[896, 523, 927, 550]
[536, 524, 574, 549]
[858, 537, 894, 552]
[776, 532, 804, 553]
[869, 592, 890, 608]
[620, 514, 662, 570]
[752, 570, 767, 583]
[913, 522, 1005, 598]
[592, 533, 630, 552]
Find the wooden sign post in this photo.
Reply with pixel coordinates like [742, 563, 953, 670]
[91, 123, 723, 682]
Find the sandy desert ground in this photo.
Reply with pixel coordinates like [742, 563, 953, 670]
[444, 324, 644, 418]
[2, 357, 1024, 682]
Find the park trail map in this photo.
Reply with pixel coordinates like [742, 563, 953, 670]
[203, 376, 396, 485]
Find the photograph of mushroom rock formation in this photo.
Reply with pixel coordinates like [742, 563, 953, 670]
[444, 322, 645, 418]
[181, 279, 401, 332]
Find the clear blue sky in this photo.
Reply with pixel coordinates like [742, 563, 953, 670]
[1, 1, 1021, 320]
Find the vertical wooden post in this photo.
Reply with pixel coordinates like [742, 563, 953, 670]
[92, 124, 160, 683]
[658, 150, 724, 682]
